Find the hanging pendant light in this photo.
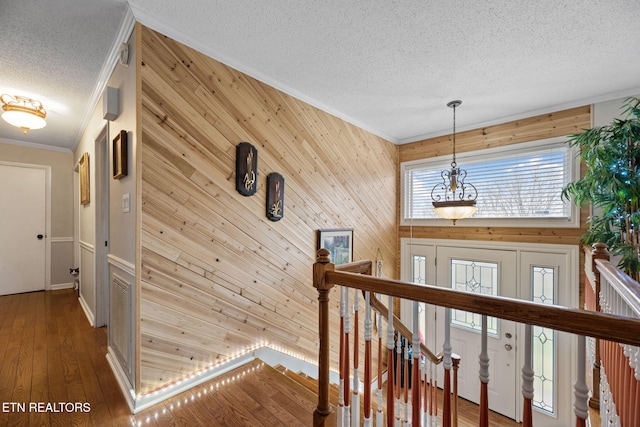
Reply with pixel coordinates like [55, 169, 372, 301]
[1, 94, 47, 134]
[431, 100, 477, 224]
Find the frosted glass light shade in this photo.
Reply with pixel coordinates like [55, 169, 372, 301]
[433, 201, 476, 224]
[1, 94, 46, 133]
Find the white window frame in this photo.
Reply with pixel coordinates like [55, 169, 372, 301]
[400, 136, 581, 228]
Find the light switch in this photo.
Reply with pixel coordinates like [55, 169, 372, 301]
[123, 193, 130, 213]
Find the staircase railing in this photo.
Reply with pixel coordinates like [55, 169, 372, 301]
[328, 256, 458, 426]
[584, 244, 640, 426]
[313, 247, 640, 427]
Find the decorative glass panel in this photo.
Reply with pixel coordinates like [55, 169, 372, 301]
[532, 266, 556, 414]
[413, 255, 427, 340]
[450, 259, 498, 335]
[412, 255, 426, 285]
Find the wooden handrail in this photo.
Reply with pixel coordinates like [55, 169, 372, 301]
[369, 292, 443, 364]
[336, 260, 450, 364]
[325, 269, 640, 347]
[335, 259, 373, 274]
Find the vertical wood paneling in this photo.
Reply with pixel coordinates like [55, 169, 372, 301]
[139, 26, 398, 394]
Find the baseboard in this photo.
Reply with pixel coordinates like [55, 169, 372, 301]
[127, 352, 256, 414]
[106, 348, 136, 412]
[78, 294, 95, 327]
[110, 345, 380, 414]
[50, 282, 74, 291]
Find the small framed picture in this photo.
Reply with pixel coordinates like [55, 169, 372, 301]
[316, 228, 353, 265]
[113, 130, 128, 179]
[79, 152, 90, 205]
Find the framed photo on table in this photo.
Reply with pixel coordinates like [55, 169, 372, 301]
[316, 228, 353, 265]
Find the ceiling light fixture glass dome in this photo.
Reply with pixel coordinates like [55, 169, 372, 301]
[1, 94, 47, 134]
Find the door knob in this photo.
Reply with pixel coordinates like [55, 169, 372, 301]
[37, 234, 44, 240]
[504, 343, 513, 351]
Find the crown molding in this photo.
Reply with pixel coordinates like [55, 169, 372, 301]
[128, 3, 396, 144]
[70, 6, 136, 152]
[0, 137, 72, 153]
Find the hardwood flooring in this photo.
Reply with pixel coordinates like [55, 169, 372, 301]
[0, 289, 320, 426]
[0, 289, 599, 426]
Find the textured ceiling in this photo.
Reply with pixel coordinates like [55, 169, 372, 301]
[0, 0, 130, 151]
[2, 1, 640, 151]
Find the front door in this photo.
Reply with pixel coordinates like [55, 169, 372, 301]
[404, 239, 578, 425]
[435, 246, 518, 419]
[0, 163, 46, 295]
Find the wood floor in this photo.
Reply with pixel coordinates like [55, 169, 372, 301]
[0, 288, 587, 426]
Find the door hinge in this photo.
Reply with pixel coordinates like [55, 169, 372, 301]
[105, 241, 108, 247]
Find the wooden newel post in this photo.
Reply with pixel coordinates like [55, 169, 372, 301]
[590, 243, 609, 410]
[314, 248, 336, 427]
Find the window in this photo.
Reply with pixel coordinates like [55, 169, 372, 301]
[401, 137, 579, 227]
[532, 265, 557, 414]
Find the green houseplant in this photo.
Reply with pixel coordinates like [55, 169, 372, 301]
[562, 97, 640, 280]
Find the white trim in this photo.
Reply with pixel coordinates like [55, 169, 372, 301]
[106, 348, 135, 412]
[107, 345, 355, 414]
[0, 137, 73, 153]
[107, 254, 135, 276]
[79, 240, 95, 252]
[78, 293, 95, 327]
[128, 4, 397, 144]
[51, 236, 74, 243]
[399, 88, 640, 144]
[50, 282, 74, 291]
[95, 126, 109, 328]
[71, 7, 135, 152]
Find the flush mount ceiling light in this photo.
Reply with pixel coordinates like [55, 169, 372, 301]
[1, 94, 47, 134]
[431, 100, 478, 224]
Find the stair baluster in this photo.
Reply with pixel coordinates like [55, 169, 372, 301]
[521, 324, 533, 427]
[352, 289, 360, 427]
[377, 311, 384, 427]
[412, 300, 421, 426]
[386, 295, 395, 427]
[339, 286, 345, 427]
[479, 315, 490, 427]
[364, 290, 372, 427]
[574, 334, 589, 427]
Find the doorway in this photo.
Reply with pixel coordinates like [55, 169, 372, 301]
[0, 162, 49, 295]
[95, 126, 110, 327]
[401, 238, 577, 425]
[436, 246, 517, 418]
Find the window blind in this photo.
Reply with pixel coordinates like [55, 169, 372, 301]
[404, 142, 572, 221]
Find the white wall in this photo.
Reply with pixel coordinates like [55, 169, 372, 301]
[593, 94, 640, 126]
[106, 26, 137, 388]
[73, 26, 137, 333]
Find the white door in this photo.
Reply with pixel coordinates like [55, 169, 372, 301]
[0, 164, 46, 295]
[435, 246, 518, 419]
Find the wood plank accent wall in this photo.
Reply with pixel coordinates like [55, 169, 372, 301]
[398, 105, 591, 243]
[139, 26, 398, 394]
